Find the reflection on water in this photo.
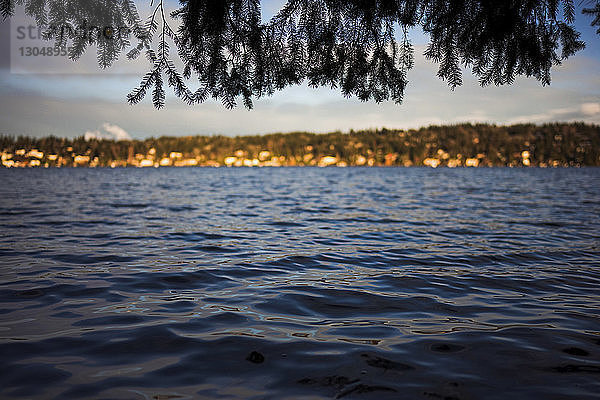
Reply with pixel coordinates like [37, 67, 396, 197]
[1, 167, 599, 399]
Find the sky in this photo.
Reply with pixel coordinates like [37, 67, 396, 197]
[0, 0, 599, 140]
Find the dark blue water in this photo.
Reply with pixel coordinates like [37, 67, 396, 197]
[1, 167, 599, 399]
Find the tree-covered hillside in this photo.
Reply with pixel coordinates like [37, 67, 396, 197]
[1, 123, 598, 168]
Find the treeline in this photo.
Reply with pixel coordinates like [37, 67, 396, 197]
[1, 122, 599, 167]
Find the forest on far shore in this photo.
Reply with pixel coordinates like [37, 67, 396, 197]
[1, 123, 599, 168]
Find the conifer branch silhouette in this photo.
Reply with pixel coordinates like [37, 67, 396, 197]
[2, 0, 597, 109]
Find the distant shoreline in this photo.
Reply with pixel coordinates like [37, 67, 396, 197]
[1, 165, 597, 170]
[2, 122, 599, 168]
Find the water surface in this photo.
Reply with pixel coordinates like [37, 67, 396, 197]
[1, 167, 599, 399]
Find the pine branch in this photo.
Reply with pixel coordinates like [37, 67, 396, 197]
[3, 0, 590, 109]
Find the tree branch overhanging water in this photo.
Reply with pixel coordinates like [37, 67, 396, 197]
[2, 0, 599, 109]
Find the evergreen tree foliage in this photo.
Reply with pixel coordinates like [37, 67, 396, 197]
[2, 1, 598, 108]
[583, 0, 600, 34]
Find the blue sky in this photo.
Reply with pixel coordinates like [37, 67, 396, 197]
[0, 0, 599, 139]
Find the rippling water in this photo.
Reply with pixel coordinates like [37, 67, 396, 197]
[1, 167, 599, 399]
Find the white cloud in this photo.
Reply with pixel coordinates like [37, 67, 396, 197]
[581, 102, 600, 116]
[507, 102, 600, 125]
[102, 123, 132, 140]
[84, 123, 131, 141]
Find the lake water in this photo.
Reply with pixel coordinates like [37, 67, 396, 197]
[1, 167, 599, 399]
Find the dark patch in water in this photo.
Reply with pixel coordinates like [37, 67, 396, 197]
[110, 202, 149, 208]
[430, 343, 466, 353]
[188, 245, 239, 253]
[424, 392, 461, 400]
[268, 221, 305, 227]
[361, 353, 413, 371]
[551, 365, 600, 373]
[246, 351, 265, 364]
[298, 375, 359, 387]
[336, 384, 397, 398]
[15, 288, 45, 298]
[562, 347, 590, 356]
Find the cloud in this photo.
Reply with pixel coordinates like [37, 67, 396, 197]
[102, 123, 132, 140]
[507, 102, 600, 125]
[84, 123, 131, 141]
[581, 102, 600, 116]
